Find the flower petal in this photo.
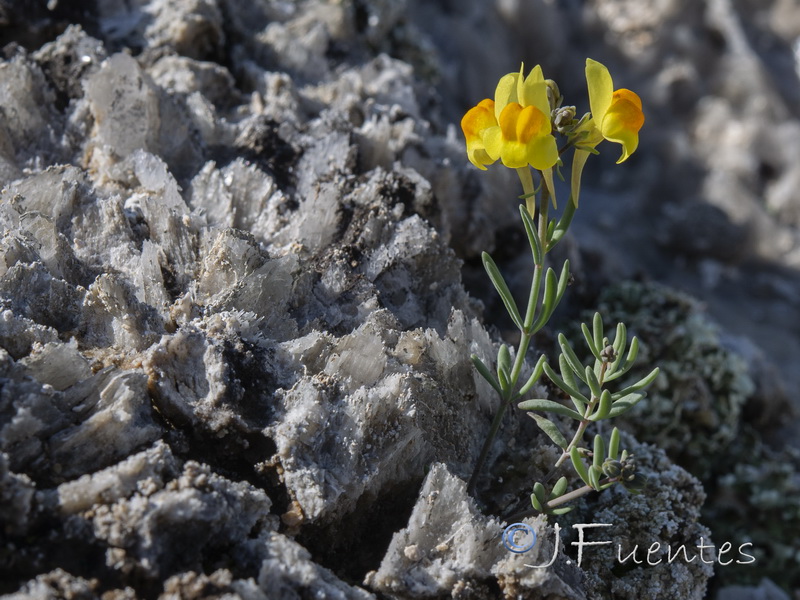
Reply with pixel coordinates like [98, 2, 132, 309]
[467, 147, 494, 170]
[601, 91, 644, 163]
[519, 64, 550, 118]
[494, 73, 519, 119]
[483, 125, 503, 161]
[585, 58, 613, 123]
[526, 134, 559, 172]
[605, 127, 639, 163]
[603, 90, 644, 136]
[499, 141, 531, 169]
[498, 102, 523, 142]
[515, 105, 548, 143]
[461, 99, 496, 141]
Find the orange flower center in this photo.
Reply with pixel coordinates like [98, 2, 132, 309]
[499, 103, 548, 144]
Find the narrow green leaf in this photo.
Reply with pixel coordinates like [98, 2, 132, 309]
[606, 391, 646, 418]
[498, 365, 510, 392]
[611, 367, 660, 401]
[605, 337, 640, 382]
[608, 427, 620, 460]
[584, 365, 602, 399]
[581, 323, 602, 360]
[570, 446, 591, 486]
[482, 252, 523, 330]
[550, 196, 577, 248]
[518, 398, 583, 421]
[589, 389, 612, 421]
[529, 413, 568, 449]
[612, 322, 627, 357]
[542, 362, 590, 406]
[551, 475, 568, 499]
[605, 322, 627, 377]
[554, 260, 570, 306]
[519, 204, 542, 266]
[593, 435, 605, 470]
[558, 355, 586, 414]
[588, 465, 602, 491]
[531, 491, 544, 512]
[559, 354, 580, 390]
[558, 334, 587, 382]
[533, 482, 548, 504]
[518, 354, 547, 396]
[530, 267, 558, 332]
[550, 506, 574, 515]
[497, 344, 512, 383]
[592, 312, 604, 352]
[470, 354, 502, 395]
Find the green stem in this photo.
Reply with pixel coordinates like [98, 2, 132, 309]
[468, 168, 549, 497]
[505, 476, 621, 522]
[553, 361, 608, 469]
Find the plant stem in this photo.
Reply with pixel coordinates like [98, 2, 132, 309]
[553, 361, 608, 468]
[468, 168, 549, 498]
[505, 476, 620, 522]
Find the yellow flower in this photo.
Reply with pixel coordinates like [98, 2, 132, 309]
[461, 99, 497, 170]
[483, 65, 559, 171]
[461, 64, 559, 172]
[584, 58, 644, 163]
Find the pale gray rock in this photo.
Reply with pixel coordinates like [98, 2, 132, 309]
[366, 462, 582, 599]
[1, 347, 161, 483]
[0, 50, 62, 173]
[258, 532, 376, 600]
[55, 440, 179, 515]
[83, 53, 202, 179]
[2, 569, 99, 600]
[85, 459, 271, 580]
[32, 25, 108, 109]
[159, 569, 267, 600]
[147, 55, 237, 107]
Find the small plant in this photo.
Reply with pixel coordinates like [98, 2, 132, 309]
[462, 59, 659, 514]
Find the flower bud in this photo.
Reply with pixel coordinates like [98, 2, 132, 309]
[600, 344, 616, 363]
[602, 459, 622, 478]
[553, 106, 576, 134]
[545, 79, 562, 112]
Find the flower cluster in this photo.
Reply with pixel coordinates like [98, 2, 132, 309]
[461, 58, 644, 173]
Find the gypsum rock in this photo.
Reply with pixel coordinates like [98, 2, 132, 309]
[366, 462, 584, 599]
[83, 52, 203, 180]
[46, 441, 374, 598]
[48, 442, 272, 583]
[0, 48, 63, 176]
[0, 346, 162, 484]
[1, 569, 99, 600]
